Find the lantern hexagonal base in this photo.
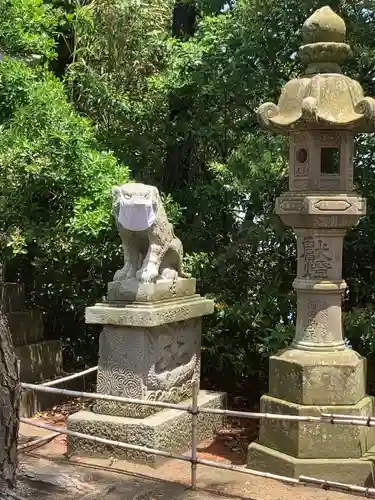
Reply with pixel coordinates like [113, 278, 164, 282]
[247, 348, 375, 485]
[268, 348, 366, 406]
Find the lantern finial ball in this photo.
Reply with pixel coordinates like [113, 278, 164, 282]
[302, 5, 346, 44]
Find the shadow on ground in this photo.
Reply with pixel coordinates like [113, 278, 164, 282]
[13, 456, 251, 500]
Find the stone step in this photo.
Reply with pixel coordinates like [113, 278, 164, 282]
[257, 394, 375, 459]
[361, 444, 375, 461]
[16, 340, 63, 383]
[67, 390, 226, 467]
[248, 441, 374, 485]
[0, 282, 25, 312]
[8, 311, 44, 346]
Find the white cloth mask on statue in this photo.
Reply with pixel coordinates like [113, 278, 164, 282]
[118, 195, 156, 232]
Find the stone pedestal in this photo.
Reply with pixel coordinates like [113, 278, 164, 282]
[247, 195, 375, 484]
[248, 349, 375, 484]
[67, 278, 226, 466]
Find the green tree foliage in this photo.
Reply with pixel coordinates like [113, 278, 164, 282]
[0, 0, 131, 364]
[0, 0, 59, 59]
[63, 0, 375, 390]
[3, 0, 375, 389]
[66, 0, 174, 176]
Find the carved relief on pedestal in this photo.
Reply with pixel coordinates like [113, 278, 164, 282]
[276, 196, 366, 231]
[94, 326, 145, 416]
[305, 299, 329, 343]
[293, 179, 309, 191]
[319, 177, 341, 190]
[309, 215, 353, 228]
[94, 318, 201, 417]
[146, 318, 201, 403]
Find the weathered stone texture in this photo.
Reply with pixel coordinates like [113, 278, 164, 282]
[268, 348, 366, 406]
[107, 277, 196, 302]
[93, 317, 202, 417]
[8, 311, 44, 346]
[257, 395, 375, 459]
[248, 443, 374, 486]
[15, 340, 63, 383]
[0, 280, 65, 416]
[247, 5, 375, 484]
[67, 390, 226, 467]
[71, 183, 222, 464]
[0, 283, 25, 313]
[86, 293, 214, 328]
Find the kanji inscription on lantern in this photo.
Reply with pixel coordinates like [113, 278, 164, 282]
[305, 300, 329, 342]
[305, 311, 318, 342]
[301, 237, 333, 279]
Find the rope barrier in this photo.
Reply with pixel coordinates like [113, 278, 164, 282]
[21, 382, 190, 412]
[21, 382, 375, 427]
[19, 371, 375, 497]
[42, 366, 98, 387]
[20, 417, 191, 463]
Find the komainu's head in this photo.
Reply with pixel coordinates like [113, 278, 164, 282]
[112, 183, 161, 232]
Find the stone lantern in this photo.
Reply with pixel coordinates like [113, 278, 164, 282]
[247, 6, 375, 484]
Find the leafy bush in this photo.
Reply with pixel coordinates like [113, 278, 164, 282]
[344, 309, 375, 395]
[0, 57, 131, 365]
[0, 0, 59, 59]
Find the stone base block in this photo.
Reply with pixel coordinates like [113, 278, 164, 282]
[268, 348, 366, 405]
[67, 390, 226, 467]
[258, 394, 375, 458]
[86, 295, 214, 328]
[107, 278, 196, 302]
[0, 282, 25, 312]
[93, 316, 202, 418]
[248, 442, 374, 486]
[8, 311, 44, 346]
[16, 340, 63, 382]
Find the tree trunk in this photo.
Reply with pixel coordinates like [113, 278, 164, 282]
[164, 2, 198, 192]
[0, 312, 20, 492]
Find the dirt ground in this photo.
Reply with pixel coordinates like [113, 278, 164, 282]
[15, 414, 364, 500]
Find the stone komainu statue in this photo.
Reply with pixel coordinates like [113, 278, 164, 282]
[112, 183, 188, 283]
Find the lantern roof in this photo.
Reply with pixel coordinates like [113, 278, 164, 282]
[257, 6, 375, 135]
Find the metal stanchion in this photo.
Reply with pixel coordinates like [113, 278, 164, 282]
[190, 380, 199, 490]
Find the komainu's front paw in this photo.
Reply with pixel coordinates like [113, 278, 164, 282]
[113, 264, 137, 281]
[136, 263, 159, 283]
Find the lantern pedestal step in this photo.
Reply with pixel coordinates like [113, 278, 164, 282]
[247, 348, 375, 485]
[248, 442, 374, 486]
[267, 348, 367, 406]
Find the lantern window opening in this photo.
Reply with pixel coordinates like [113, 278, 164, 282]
[296, 148, 308, 165]
[321, 147, 340, 175]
